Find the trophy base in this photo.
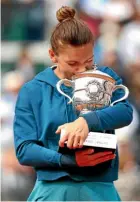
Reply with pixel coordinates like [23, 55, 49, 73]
[59, 131, 117, 175]
[60, 130, 117, 149]
[83, 132, 117, 149]
[58, 141, 116, 176]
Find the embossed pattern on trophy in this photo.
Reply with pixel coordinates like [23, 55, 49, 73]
[56, 68, 129, 114]
[73, 76, 115, 113]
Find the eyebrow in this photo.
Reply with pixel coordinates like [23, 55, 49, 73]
[66, 55, 94, 63]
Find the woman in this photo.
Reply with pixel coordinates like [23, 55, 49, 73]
[14, 6, 133, 201]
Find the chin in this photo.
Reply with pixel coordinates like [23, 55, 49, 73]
[65, 73, 73, 79]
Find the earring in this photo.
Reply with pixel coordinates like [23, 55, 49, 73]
[93, 62, 97, 70]
[86, 63, 97, 71]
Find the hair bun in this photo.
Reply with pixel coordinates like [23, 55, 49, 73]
[56, 6, 76, 23]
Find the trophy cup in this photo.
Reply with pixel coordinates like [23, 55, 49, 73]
[56, 68, 129, 150]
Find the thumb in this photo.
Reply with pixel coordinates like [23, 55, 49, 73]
[84, 148, 94, 155]
[77, 148, 94, 156]
[55, 125, 65, 134]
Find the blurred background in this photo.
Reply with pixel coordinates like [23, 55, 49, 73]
[1, 0, 140, 201]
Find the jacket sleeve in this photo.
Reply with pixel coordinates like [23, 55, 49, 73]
[14, 84, 62, 168]
[80, 67, 133, 131]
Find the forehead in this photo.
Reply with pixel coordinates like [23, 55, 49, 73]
[58, 43, 93, 60]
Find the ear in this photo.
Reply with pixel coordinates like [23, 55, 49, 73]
[48, 49, 58, 63]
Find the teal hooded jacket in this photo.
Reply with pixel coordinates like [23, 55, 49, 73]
[14, 66, 133, 182]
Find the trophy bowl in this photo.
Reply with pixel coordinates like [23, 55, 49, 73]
[56, 69, 129, 115]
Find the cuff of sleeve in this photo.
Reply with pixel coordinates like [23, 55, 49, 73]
[80, 111, 101, 131]
[60, 154, 77, 168]
[52, 152, 63, 168]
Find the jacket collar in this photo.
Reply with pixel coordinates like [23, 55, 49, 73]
[35, 65, 60, 88]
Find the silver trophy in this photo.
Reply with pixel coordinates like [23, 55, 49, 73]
[56, 68, 129, 149]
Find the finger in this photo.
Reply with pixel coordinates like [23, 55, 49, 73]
[76, 154, 115, 167]
[91, 154, 115, 166]
[55, 125, 65, 134]
[73, 135, 81, 149]
[94, 154, 116, 165]
[78, 135, 86, 148]
[90, 151, 113, 160]
[59, 134, 68, 147]
[67, 134, 75, 149]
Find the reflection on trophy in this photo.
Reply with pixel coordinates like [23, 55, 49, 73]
[56, 68, 129, 149]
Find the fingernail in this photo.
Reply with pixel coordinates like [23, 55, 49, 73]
[89, 148, 94, 153]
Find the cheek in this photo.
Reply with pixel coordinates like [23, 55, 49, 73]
[59, 61, 71, 72]
[87, 61, 93, 67]
[65, 66, 74, 73]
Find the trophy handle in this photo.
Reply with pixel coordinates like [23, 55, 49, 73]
[56, 79, 73, 104]
[110, 84, 129, 106]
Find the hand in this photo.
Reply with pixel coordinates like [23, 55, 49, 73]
[75, 148, 115, 167]
[56, 117, 89, 149]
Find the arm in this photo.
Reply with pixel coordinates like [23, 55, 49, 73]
[80, 67, 133, 131]
[14, 85, 62, 168]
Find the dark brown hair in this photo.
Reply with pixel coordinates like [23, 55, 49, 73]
[50, 6, 94, 55]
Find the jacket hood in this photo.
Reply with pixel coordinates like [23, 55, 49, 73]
[35, 66, 60, 88]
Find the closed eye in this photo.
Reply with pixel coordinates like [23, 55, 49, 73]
[66, 56, 94, 66]
[86, 59, 93, 63]
[67, 62, 77, 66]
[68, 60, 93, 66]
